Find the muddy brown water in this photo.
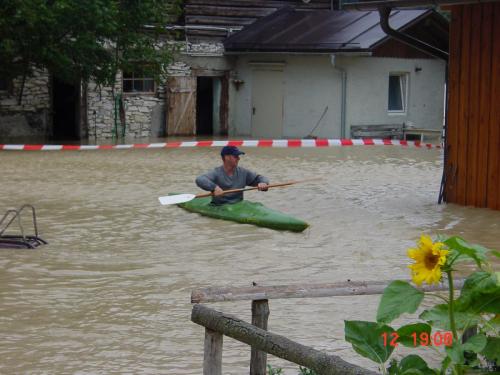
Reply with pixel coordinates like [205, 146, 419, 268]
[0, 146, 499, 374]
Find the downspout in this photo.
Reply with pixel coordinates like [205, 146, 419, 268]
[378, 6, 449, 204]
[331, 54, 347, 139]
[378, 6, 448, 61]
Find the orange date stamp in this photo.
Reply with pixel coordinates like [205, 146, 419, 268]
[381, 331, 453, 347]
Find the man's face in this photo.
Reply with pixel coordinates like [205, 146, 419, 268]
[223, 154, 240, 168]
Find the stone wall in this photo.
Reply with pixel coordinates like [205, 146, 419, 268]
[0, 41, 229, 141]
[0, 69, 50, 139]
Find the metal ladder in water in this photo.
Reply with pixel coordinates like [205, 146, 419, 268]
[0, 205, 47, 249]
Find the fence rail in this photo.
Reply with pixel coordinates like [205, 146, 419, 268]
[191, 279, 465, 374]
[192, 278, 465, 303]
[192, 304, 377, 375]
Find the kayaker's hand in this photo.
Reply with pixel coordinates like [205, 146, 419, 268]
[213, 186, 224, 196]
[257, 182, 269, 191]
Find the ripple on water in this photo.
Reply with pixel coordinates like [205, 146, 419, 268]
[0, 147, 498, 374]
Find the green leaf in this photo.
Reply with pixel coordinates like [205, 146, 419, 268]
[344, 320, 395, 364]
[419, 304, 479, 330]
[444, 335, 487, 366]
[399, 355, 437, 375]
[387, 355, 437, 375]
[456, 272, 500, 314]
[445, 342, 465, 364]
[440, 355, 451, 374]
[462, 334, 487, 353]
[491, 250, 500, 258]
[396, 323, 431, 347]
[481, 337, 500, 365]
[444, 236, 488, 267]
[377, 281, 424, 324]
[486, 315, 500, 334]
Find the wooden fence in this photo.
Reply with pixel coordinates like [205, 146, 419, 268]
[191, 279, 464, 375]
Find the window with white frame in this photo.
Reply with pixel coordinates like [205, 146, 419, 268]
[388, 73, 408, 113]
[123, 69, 155, 93]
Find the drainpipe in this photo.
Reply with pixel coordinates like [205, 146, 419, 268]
[331, 54, 347, 138]
[378, 6, 448, 61]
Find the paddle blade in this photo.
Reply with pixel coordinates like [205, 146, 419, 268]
[158, 194, 196, 205]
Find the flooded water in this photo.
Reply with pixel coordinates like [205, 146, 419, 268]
[0, 146, 499, 374]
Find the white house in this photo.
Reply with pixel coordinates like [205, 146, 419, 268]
[223, 8, 448, 139]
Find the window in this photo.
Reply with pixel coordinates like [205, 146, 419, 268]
[123, 70, 155, 93]
[388, 73, 408, 113]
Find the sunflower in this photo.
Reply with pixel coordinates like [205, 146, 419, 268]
[408, 235, 449, 286]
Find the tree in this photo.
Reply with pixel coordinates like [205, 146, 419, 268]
[0, 0, 181, 98]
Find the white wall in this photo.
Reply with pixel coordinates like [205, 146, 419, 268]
[229, 54, 446, 138]
[338, 56, 446, 134]
[229, 54, 342, 138]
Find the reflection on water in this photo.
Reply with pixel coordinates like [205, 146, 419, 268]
[0, 147, 498, 374]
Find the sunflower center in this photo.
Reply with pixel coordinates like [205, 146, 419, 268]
[424, 253, 440, 270]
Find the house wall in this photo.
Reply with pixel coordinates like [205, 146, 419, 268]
[229, 54, 445, 138]
[0, 69, 50, 140]
[229, 54, 342, 138]
[338, 56, 446, 135]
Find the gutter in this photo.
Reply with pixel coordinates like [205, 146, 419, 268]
[344, 0, 498, 10]
[378, 7, 448, 61]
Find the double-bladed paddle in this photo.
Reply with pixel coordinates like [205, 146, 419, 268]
[158, 180, 310, 206]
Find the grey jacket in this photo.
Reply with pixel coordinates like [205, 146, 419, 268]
[195, 166, 269, 204]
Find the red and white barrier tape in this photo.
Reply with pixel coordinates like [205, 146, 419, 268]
[0, 139, 441, 151]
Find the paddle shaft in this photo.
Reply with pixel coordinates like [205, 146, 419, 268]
[194, 180, 304, 199]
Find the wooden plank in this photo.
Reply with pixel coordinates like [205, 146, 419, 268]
[166, 76, 197, 136]
[487, 3, 500, 209]
[250, 300, 269, 375]
[476, 3, 493, 207]
[445, 5, 462, 203]
[203, 328, 223, 375]
[191, 279, 465, 303]
[465, 5, 482, 206]
[456, 5, 472, 205]
[192, 305, 377, 375]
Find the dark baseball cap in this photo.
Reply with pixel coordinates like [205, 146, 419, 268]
[221, 145, 245, 157]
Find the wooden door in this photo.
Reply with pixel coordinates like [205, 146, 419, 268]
[251, 69, 284, 138]
[166, 76, 196, 136]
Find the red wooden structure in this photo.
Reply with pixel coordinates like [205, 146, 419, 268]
[445, 2, 500, 210]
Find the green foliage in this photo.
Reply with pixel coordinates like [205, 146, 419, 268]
[388, 355, 437, 375]
[344, 320, 395, 364]
[298, 366, 319, 375]
[443, 236, 488, 268]
[266, 365, 319, 375]
[344, 236, 499, 374]
[419, 303, 480, 331]
[377, 281, 424, 324]
[481, 337, 500, 365]
[396, 323, 431, 348]
[0, 0, 181, 86]
[267, 365, 284, 375]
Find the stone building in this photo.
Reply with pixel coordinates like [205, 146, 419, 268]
[0, 0, 448, 142]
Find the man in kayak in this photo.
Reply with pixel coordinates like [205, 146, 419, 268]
[196, 146, 269, 205]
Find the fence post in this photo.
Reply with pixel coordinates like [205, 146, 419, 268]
[250, 299, 270, 375]
[204, 328, 223, 375]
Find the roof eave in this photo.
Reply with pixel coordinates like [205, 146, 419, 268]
[224, 48, 373, 55]
[343, 0, 499, 10]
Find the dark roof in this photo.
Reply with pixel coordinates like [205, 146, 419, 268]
[223, 7, 432, 53]
[343, 0, 500, 10]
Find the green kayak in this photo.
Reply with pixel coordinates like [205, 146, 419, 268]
[178, 197, 309, 232]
